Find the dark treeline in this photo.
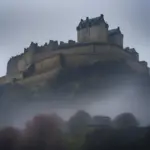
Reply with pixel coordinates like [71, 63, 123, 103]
[0, 110, 150, 150]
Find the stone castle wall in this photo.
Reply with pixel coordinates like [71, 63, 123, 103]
[0, 76, 8, 85]
[108, 33, 123, 48]
[7, 55, 23, 78]
[89, 23, 108, 43]
[20, 43, 148, 87]
[77, 22, 108, 43]
[126, 60, 148, 74]
[0, 42, 148, 86]
[63, 44, 145, 70]
[18, 68, 61, 87]
[35, 54, 61, 74]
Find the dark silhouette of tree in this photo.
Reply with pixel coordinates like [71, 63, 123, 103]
[113, 113, 139, 129]
[140, 127, 150, 150]
[50, 113, 67, 132]
[83, 128, 119, 150]
[0, 127, 21, 150]
[22, 114, 66, 150]
[68, 110, 92, 135]
[82, 127, 148, 150]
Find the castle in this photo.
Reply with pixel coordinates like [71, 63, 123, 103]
[0, 14, 149, 87]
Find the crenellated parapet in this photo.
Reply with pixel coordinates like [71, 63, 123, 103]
[47, 40, 59, 50]
[124, 47, 139, 61]
[60, 41, 65, 46]
[68, 40, 76, 45]
[24, 42, 39, 53]
[16, 39, 76, 59]
[140, 61, 148, 67]
[22, 40, 59, 54]
[59, 40, 76, 47]
[108, 27, 123, 47]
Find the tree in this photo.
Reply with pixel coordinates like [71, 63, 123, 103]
[22, 114, 66, 150]
[0, 127, 21, 150]
[113, 113, 139, 129]
[82, 127, 144, 150]
[68, 110, 92, 135]
[82, 128, 118, 150]
[50, 113, 67, 132]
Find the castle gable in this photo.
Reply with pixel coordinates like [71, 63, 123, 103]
[109, 27, 122, 36]
[76, 14, 108, 31]
[108, 27, 123, 47]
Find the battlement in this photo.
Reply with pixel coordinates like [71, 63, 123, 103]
[23, 40, 77, 54]
[108, 27, 122, 36]
[124, 47, 139, 61]
[76, 14, 109, 31]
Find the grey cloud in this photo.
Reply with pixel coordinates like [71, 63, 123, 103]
[120, 0, 150, 39]
[119, 0, 150, 62]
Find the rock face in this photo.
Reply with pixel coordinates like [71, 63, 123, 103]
[0, 60, 150, 102]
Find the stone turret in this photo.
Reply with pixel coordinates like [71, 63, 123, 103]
[76, 14, 109, 43]
[23, 42, 38, 66]
[24, 42, 38, 53]
[60, 41, 65, 46]
[47, 40, 58, 50]
[124, 47, 139, 61]
[108, 27, 123, 47]
[68, 40, 76, 45]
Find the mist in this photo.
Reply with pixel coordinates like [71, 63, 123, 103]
[0, 80, 149, 129]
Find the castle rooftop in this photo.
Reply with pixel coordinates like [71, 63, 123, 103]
[76, 14, 109, 31]
[109, 27, 122, 36]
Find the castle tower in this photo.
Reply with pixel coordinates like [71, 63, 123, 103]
[108, 27, 124, 47]
[76, 14, 109, 43]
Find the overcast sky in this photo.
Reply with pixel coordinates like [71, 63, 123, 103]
[0, 0, 150, 76]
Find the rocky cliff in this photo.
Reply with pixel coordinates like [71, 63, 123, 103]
[0, 60, 150, 102]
